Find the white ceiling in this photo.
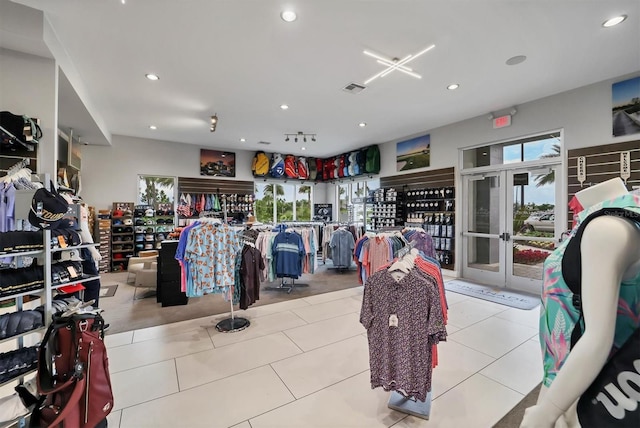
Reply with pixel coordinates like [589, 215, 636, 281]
[11, 0, 640, 157]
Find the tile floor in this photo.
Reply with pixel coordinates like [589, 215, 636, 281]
[103, 279, 543, 428]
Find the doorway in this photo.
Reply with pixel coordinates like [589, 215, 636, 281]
[460, 133, 563, 295]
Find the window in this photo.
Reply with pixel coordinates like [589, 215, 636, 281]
[338, 184, 349, 222]
[275, 184, 294, 222]
[296, 185, 313, 221]
[254, 181, 314, 223]
[255, 183, 274, 223]
[462, 132, 561, 169]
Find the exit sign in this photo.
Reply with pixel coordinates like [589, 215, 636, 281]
[493, 114, 512, 129]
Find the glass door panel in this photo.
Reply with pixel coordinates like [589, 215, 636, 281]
[462, 173, 505, 286]
[506, 166, 560, 293]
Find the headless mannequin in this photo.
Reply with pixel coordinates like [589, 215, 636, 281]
[521, 178, 640, 428]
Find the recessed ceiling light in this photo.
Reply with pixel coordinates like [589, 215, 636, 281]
[603, 15, 627, 27]
[121, 0, 126, 4]
[301, 147, 306, 151]
[280, 104, 289, 110]
[145, 73, 159, 81]
[240, 138, 246, 142]
[358, 122, 367, 127]
[505, 55, 527, 66]
[447, 83, 460, 90]
[281, 10, 297, 22]
[149, 125, 157, 130]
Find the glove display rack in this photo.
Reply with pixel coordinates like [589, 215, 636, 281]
[405, 187, 456, 268]
[369, 188, 404, 231]
[110, 202, 134, 272]
[96, 210, 111, 273]
[133, 203, 175, 255]
[1, 227, 102, 426]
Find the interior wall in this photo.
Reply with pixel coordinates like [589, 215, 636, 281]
[378, 71, 640, 178]
[0, 48, 57, 178]
[81, 135, 255, 209]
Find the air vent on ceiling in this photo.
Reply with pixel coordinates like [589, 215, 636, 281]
[342, 82, 367, 94]
[258, 141, 271, 145]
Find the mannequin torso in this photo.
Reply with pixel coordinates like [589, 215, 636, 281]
[521, 179, 640, 428]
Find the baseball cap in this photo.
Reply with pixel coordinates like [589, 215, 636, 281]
[145, 208, 155, 217]
[124, 219, 133, 225]
[113, 209, 124, 217]
[28, 184, 69, 230]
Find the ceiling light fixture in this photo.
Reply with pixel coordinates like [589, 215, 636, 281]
[603, 15, 627, 27]
[363, 44, 435, 85]
[210, 114, 218, 132]
[447, 83, 460, 90]
[358, 122, 367, 127]
[281, 10, 297, 22]
[280, 104, 289, 110]
[121, 0, 126, 4]
[240, 138, 246, 142]
[149, 125, 157, 130]
[302, 147, 306, 151]
[285, 131, 316, 143]
[145, 73, 159, 81]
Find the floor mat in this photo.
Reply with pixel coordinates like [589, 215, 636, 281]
[100, 284, 118, 298]
[445, 280, 540, 310]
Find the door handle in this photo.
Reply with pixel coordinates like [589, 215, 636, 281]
[499, 232, 511, 241]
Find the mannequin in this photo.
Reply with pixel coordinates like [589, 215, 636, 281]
[521, 178, 640, 428]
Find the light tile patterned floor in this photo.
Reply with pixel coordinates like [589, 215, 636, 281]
[105, 282, 543, 428]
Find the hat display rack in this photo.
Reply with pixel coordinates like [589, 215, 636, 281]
[110, 202, 134, 271]
[133, 203, 175, 256]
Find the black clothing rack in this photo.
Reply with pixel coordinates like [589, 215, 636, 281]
[265, 276, 309, 294]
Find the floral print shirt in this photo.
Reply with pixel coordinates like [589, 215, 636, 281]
[184, 222, 240, 297]
[540, 193, 640, 387]
[360, 268, 447, 401]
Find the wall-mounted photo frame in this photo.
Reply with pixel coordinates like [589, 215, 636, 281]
[57, 129, 69, 167]
[138, 175, 176, 205]
[612, 76, 640, 137]
[200, 149, 236, 177]
[396, 133, 430, 171]
[69, 133, 82, 170]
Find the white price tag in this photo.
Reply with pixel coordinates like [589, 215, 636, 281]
[577, 156, 586, 187]
[621, 151, 631, 185]
[389, 314, 399, 327]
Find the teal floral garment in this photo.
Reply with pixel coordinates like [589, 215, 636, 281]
[540, 193, 640, 387]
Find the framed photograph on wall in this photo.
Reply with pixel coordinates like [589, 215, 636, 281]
[612, 76, 640, 137]
[138, 175, 176, 205]
[69, 134, 82, 170]
[200, 149, 236, 177]
[396, 133, 430, 172]
[57, 129, 69, 167]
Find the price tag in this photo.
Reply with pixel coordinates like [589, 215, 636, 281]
[389, 314, 399, 328]
[621, 151, 631, 185]
[577, 156, 586, 187]
[67, 266, 79, 278]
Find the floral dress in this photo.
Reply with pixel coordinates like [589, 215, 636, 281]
[540, 193, 640, 387]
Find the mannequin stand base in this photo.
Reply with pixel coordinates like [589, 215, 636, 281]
[388, 391, 432, 420]
[265, 278, 309, 294]
[215, 317, 250, 333]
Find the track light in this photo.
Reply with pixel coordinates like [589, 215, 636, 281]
[210, 114, 218, 132]
[284, 131, 317, 144]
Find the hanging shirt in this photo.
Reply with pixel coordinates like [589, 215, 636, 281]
[184, 222, 240, 296]
[360, 268, 447, 402]
[330, 229, 355, 268]
[240, 245, 265, 310]
[540, 193, 640, 387]
[272, 231, 304, 278]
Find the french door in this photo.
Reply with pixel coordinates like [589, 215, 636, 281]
[461, 165, 562, 294]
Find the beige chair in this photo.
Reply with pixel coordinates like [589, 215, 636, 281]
[126, 255, 158, 300]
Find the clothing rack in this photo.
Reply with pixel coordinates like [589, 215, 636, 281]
[264, 277, 309, 294]
[215, 225, 250, 332]
[5, 158, 31, 176]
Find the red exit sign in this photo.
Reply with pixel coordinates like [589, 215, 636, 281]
[493, 114, 512, 129]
